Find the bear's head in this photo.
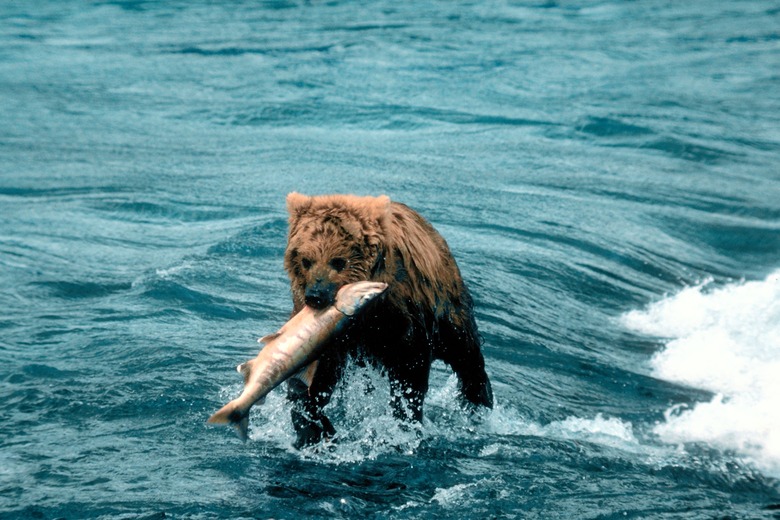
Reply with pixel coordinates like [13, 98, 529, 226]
[284, 193, 391, 310]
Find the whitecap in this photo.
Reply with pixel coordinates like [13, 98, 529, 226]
[623, 269, 780, 478]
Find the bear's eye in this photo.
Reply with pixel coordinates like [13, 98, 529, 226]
[329, 257, 347, 272]
[301, 258, 313, 270]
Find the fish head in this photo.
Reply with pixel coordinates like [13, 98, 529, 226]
[335, 281, 389, 316]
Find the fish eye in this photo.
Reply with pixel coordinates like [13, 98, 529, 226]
[301, 258, 313, 270]
[329, 257, 347, 272]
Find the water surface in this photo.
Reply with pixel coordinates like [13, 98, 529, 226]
[1, 1, 779, 518]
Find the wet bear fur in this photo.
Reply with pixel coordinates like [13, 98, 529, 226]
[283, 192, 493, 448]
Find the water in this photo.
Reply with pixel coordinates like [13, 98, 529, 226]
[1, 1, 779, 518]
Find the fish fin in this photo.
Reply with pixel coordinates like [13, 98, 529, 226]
[293, 360, 319, 388]
[258, 332, 281, 344]
[237, 359, 254, 384]
[236, 415, 249, 441]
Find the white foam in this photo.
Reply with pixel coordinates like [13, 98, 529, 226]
[430, 480, 499, 508]
[485, 407, 639, 451]
[423, 366, 642, 454]
[623, 270, 780, 477]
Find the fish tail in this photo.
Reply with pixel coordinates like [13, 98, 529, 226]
[207, 401, 250, 441]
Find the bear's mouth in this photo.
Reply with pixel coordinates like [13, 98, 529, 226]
[304, 281, 339, 309]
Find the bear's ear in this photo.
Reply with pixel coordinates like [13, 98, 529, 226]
[363, 195, 391, 247]
[369, 195, 391, 222]
[286, 192, 312, 218]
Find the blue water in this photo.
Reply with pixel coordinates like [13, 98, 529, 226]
[2, 1, 779, 518]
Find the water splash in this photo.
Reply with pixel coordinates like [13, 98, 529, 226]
[241, 361, 425, 463]
[231, 359, 644, 462]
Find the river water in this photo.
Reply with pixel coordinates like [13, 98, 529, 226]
[1, 1, 779, 518]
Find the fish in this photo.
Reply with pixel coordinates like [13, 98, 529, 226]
[207, 280, 388, 440]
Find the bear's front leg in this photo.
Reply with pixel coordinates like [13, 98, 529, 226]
[286, 351, 343, 449]
[386, 350, 432, 423]
[287, 378, 335, 449]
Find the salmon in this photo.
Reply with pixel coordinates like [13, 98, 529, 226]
[207, 281, 388, 440]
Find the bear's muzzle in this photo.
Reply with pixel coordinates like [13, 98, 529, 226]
[305, 280, 338, 309]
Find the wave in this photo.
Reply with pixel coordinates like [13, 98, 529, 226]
[623, 270, 780, 478]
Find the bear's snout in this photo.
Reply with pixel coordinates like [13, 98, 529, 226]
[304, 280, 338, 309]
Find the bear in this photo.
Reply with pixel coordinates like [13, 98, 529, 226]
[283, 192, 492, 448]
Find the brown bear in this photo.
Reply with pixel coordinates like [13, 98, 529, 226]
[283, 192, 492, 448]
